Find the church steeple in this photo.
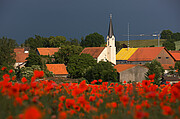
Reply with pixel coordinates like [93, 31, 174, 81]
[108, 14, 114, 38]
[106, 14, 116, 65]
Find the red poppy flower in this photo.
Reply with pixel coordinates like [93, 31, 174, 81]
[123, 81, 127, 84]
[72, 88, 82, 97]
[65, 99, 75, 109]
[120, 95, 129, 107]
[73, 105, 81, 111]
[34, 70, 44, 78]
[111, 102, 117, 108]
[24, 106, 42, 119]
[58, 111, 67, 119]
[15, 97, 22, 105]
[135, 111, 149, 119]
[7, 115, 13, 119]
[1, 67, 7, 71]
[31, 76, 36, 82]
[142, 80, 151, 87]
[3, 74, 10, 81]
[22, 94, 29, 100]
[98, 79, 102, 82]
[148, 74, 155, 80]
[12, 76, 16, 81]
[21, 77, 27, 83]
[89, 96, 96, 102]
[162, 106, 174, 115]
[91, 80, 97, 84]
[135, 104, 142, 110]
[59, 96, 66, 102]
[9, 69, 13, 73]
[58, 103, 64, 111]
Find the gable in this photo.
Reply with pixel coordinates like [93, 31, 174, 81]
[155, 49, 175, 65]
[80, 47, 105, 58]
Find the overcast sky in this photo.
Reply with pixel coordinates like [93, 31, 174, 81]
[0, 0, 180, 45]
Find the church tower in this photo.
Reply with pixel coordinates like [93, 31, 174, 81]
[107, 14, 116, 65]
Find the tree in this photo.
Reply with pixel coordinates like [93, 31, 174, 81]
[115, 41, 127, 52]
[162, 39, 175, 50]
[24, 35, 44, 50]
[70, 38, 79, 46]
[49, 36, 67, 47]
[81, 32, 105, 47]
[67, 54, 97, 78]
[174, 62, 180, 76]
[25, 50, 43, 68]
[0, 37, 17, 67]
[172, 32, 180, 41]
[85, 61, 118, 82]
[54, 45, 83, 65]
[145, 60, 164, 85]
[20, 65, 41, 79]
[19, 65, 53, 80]
[160, 30, 173, 40]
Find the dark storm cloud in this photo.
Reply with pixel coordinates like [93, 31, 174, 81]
[0, 0, 179, 44]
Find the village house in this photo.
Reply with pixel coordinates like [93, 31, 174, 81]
[80, 15, 116, 65]
[114, 64, 148, 82]
[14, 47, 29, 68]
[46, 64, 68, 78]
[116, 47, 176, 70]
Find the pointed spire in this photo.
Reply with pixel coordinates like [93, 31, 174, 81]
[108, 14, 114, 38]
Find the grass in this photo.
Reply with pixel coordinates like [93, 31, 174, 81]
[117, 39, 166, 48]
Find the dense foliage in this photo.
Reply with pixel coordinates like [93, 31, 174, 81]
[0, 37, 17, 67]
[25, 50, 43, 68]
[161, 30, 180, 50]
[145, 60, 165, 85]
[54, 45, 83, 65]
[80, 32, 105, 47]
[24, 35, 72, 49]
[162, 39, 176, 50]
[85, 61, 118, 82]
[67, 54, 96, 78]
[0, 68, 180, 119]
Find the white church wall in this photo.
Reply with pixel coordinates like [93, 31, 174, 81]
[97, 47, 107, 62]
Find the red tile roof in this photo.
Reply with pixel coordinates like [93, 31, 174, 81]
[37, 48, 59, 56]
[80, 47, 105, 58]
[14, 48, 29, 62]
[46, 64, 68, 75]
[114, 64, 137, 72]
[128, 47, 164, 61]
[161, 64, 175, 70]
[169, 51, 180, 61]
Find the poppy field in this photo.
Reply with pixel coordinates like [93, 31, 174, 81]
[0, 68, 180, 119]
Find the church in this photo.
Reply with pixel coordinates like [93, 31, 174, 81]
[80, 15, 116, 65]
